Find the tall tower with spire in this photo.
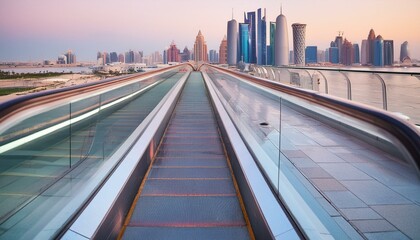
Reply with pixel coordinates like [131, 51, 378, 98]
[194, 30, 208, 62]
[275, 6, 289, 66]
[244, 11, 256, 64]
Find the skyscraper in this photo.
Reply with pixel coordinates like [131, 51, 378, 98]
[209, 50, 218, 63]
[292, 23, 306, 66]
[305, 46, 317, 64]
[367, 29, 376, 65]
[373, 35, 384, 66]
[335, 34, 343, 63]
[244, 11, 256, 63]
[384, 40, 394, 66]
[105, 52, 110, 64]
[257, 8, 267, 65]
[110, 52, 118, 63]
[133, 51, 142, 63]
[269, 22, 276, 66]
[361, 40, 368, 65]
[400, 41, 410, 63]
[219, 36, 227, 64]
[353, 44, 360, 64]
[118, 53, 125, 63]
[227, 18, 238, 65]
[64, 50, 76, 64]
[163, 50, 168, 64]
[125, 50, 134, 63]
[180, 47, 191, 62]
[266, 46, 272, 66]
[275, 10, 289, 66]
[239, 23, 249, 63]
[167, 42, 180, 62]
[318, 50, 325, 63]
[194, 30, 208, 62]
[341, 39, 354, 66]
[328, 47, 339, 64]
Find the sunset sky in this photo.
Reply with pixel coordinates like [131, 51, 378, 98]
[1, 0, 419, 62]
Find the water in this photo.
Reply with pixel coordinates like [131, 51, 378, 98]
[257, 66, 420, 124]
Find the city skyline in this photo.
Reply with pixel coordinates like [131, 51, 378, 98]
[1, 0, 419, 62]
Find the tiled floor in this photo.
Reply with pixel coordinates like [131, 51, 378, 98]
[208, 70, 420, 239]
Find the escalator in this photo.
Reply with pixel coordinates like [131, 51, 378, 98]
[119, 72, 254, 240]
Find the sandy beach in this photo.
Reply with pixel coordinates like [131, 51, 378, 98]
[0, 74, 102, 104]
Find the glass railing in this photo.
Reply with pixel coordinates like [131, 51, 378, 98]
[206, 68, 356, 239]
[253, 66, 420, 125]
[0, 68, 186, 239]
[208, 64, 420, 239]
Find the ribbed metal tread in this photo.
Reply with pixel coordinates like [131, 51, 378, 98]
[123, 226, 250, 240]
[122, 72, 251, 239]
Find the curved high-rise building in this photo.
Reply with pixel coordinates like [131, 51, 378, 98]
[400, 41, 410, 62]
[274, 12, 289, 66]
[361, 40, 368, 65]
[367, 29, 376, 64]
[227, 19, 238, 65]
[292, 23, 306, 66]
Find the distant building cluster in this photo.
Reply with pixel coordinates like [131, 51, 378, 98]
[96, 50, 164, 67]
[227, 8, 306, 67]
[324, 29, 396, 67]
[162, 43, 191, 64]
[227, 9, 269, 65]
[225, 8, 412, 67]
[57, 50, 76, 65]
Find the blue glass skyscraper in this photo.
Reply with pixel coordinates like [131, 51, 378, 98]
[269, 22, 276, 66]
[329, 47, 339, 64]
[305, 46, 317, 64]
[384, 40, 394, 66]
[374, 35, 384, 66]
[353, 44, 360, 64]
[244, 11, 256, 64]
[257, 8, 267, 65]
[239, 23, 249, 63]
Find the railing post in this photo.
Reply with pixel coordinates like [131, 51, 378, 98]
[303, 69, 312, 90]
[69, 102, 72, 168]
[339, 71, 352, 100]
[372, 73, 388, 110]
[272, 67, 278, 81]
[316, 70, 329, 94]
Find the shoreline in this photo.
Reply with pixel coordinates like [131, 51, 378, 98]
[0, 73, 102, 104]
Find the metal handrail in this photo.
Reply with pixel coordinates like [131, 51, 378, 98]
[0, 64, 192, 124]
[207, 64, 420, 177]
[276, 65, 420, 76]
